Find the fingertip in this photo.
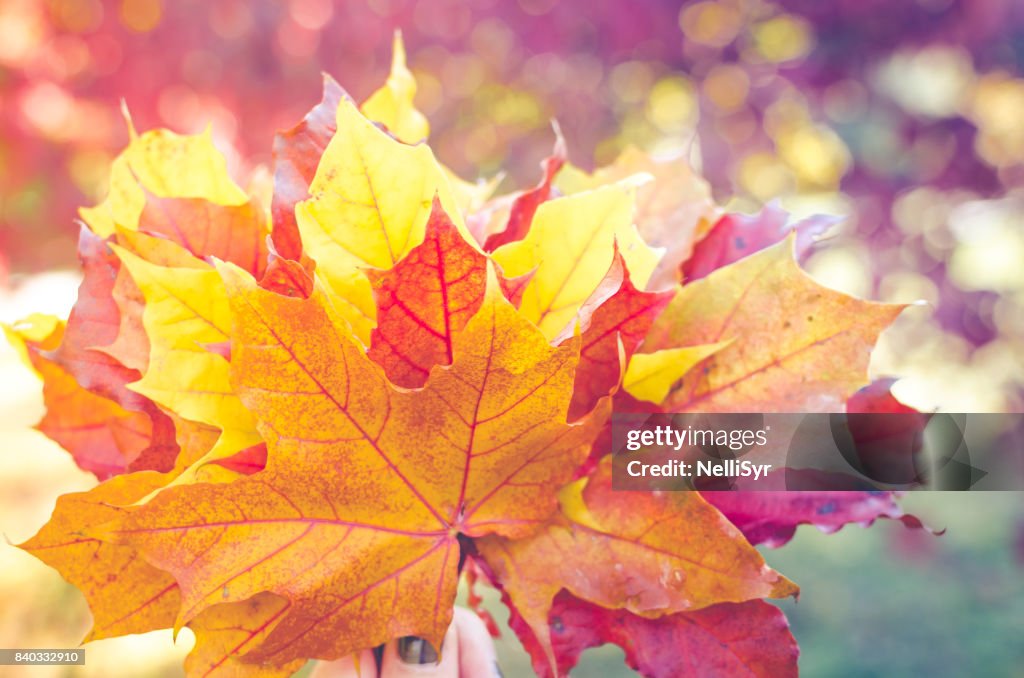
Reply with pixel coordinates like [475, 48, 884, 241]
[380, 623, 459, 677]
[453, 608, 500, 678]
[309, 648, 377, 678]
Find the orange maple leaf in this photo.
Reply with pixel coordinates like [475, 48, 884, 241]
[90, 262, 606, 663]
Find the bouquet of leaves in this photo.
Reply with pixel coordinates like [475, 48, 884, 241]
[6, 38, 920, 677]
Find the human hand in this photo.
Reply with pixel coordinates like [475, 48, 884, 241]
[310, 608, 501, 677]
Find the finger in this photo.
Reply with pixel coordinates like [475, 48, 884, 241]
[380, 622, 459, 678]
[309, 649, 377, 678]
[453, 607, 501, 677]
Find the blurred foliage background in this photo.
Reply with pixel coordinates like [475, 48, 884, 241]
[1, 0, 1023, 676]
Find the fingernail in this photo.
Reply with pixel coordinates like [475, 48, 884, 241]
[397, 636, 439, 665]
[493, 660, 505, 677]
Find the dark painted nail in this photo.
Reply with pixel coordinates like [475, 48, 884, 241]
[397, 636, 439, 665]
[493, 660, 505, 677]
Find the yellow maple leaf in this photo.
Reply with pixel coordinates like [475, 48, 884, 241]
[80, 121, 248, 238]
[296, 97, 463, 344]
[623, 341, 731, 404]
[113, 246, 260, 460]
[361, 31, 430, 144]
[492, 179, 663, 339]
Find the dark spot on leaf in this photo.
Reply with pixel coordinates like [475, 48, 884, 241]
[551, 616, 565, 634]
[817, 501, 837, 515]
[734, 236, 747, 250]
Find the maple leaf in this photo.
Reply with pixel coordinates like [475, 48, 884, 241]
[51, 230, 178, 454]
[295, 95, 464, 344]
[9, 52, 922, 678]
[554, 246, 674, 420]
[509, 591, 799, 678]
[703, 487, 927, 548]
[557, 146, 720, 288]
[112, 246, 261, 461]
[476, 457, 796, 671]
[5, 229, 180, 477]
[259, 240, 317, 300]
[3, 316, 153, 478]
[270, 74, 347, 263]
[95, 249, 151, 373]
[79, 120, 249, 239]
[367, 199, 520, 388]
[137, 194, 269, 278]
[681, 203, 837, 282]
[18, 471, 181, 641]
[361, 31, 430, 144]
[53, 228, 143, 402]
[482, 132, 567, 251]
[492, 179, 662, 340]
[644, 236, 906, 412]
[90, 265, 605, 664]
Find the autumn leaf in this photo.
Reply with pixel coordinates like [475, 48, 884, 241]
[79, 121, 249, 238]
[476, 457, 796, 670]
[94, 249, 151, 373]
[52, 230, 167, 415]
[557, 146, 720, 288]
[492, 179, 662, 339]
[259, 239, 316, 299]
[554, 246, 674, 420]
[90, 265, 605, 664]
[3, 316, 154, 478]
[508, 591, 798, 678]
[113, 246, 260, 460]
[18, 471, 181, 641]
[368, 198, 511, 388]
[644, 236, 905, 412]
[703, 486, 927, 548]
[185, 593, 302, 678]
[505, 593, 798, 678]
[53, 229, 139, 399]
[46, 231, 179, 473]
[681, 203, 836, 282]
[482, 132, 566, 251]
[361, 31, 430, 144]
[270, 74, 347, 262]
[295, 95, 463, 344]
[137, 194, 269, 277]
